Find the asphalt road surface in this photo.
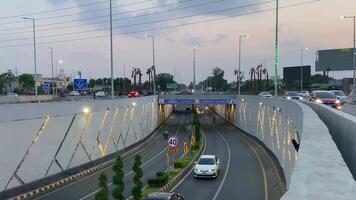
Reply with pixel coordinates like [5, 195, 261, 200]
[173, 111, 283, 200]
[340, 103, 356, 116]
[35, 109, 191, 200]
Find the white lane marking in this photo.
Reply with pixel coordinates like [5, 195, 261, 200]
[212, 120, 232, 200]
[35, 113, 184, 200]
[170, 125, 207, 192]
[78, 112, 186, 200]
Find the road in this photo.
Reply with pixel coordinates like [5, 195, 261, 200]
[35, 109, 191, 200]
[173, 111, 283, 200]
[340, 103, 356, 116]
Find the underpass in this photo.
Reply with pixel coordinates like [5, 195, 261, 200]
[1, 95, 356, 199]
[173, 111, 283, 200]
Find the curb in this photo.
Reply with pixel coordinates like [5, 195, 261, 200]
[160, 132, 205, 192]
[9, 111, 173, 200]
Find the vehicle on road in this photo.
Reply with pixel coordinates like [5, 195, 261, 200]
[95, 91, 106, 97]
[284, 91, 302, 100]
[194, 155, 220, 178]
[299, 90, 310, 98]
[6, 92, 18, 97]
[258, 92, 272, 98]
[128, 91, 140, 98]
[144, 192, 184, 200]
[330, 90, 349, 104]
[197, 107, 204, 114]
[162, 130, 169, 140]
[70, 91, 80, 96]
[309, 90, 342, 109]
[144, 91, 157, 96]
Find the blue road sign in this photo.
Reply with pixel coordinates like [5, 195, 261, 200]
[43, 82, 50, 90]
[199, 99, 232, 105]
[73, 79, 88, 90]
[164, 99, 195, 105]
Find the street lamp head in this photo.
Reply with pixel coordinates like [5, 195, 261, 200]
[145, 34, 153, 38]
[340, 16, 345, 19]
[58, 60, 63, 64]
[304, 47, 309, 51]
[193, 46, 197, 50]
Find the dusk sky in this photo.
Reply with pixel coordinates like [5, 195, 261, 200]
[0, 0, 355, 84]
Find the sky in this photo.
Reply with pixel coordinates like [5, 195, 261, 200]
[0, 0, 355, 84]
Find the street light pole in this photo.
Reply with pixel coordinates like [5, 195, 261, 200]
[238, 34, 249, 95]
[48, 47, 55, 96]
[23, 17, 37, 96]
[273, 0, 279, 97]
[109, 0, 114, 99]
[145, 34, 156, 95]
[300, 48, 308, 91]
[193, 47, 197, 93]
[341, 15, 356, 102]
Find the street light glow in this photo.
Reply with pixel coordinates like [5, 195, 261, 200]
[341, 16, 345, 19]
[132, 102, 136, 106]
[58, 60, 63, 64]
[83, 107, 90, 114]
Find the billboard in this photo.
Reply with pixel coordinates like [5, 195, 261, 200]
[73, 79, 88, 90]
[316, 48, 355, 72]
[283, 66, 311, 83]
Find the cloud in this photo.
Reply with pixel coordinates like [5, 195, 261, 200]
[182, 34, 203, 46]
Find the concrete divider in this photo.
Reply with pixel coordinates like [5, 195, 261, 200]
[0, 95, 54, 104]
[305, 102, 356, 180]
[0, 96, 172, 191]
[214, 96, 356, 199]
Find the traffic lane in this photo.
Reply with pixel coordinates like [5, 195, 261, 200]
[213, 116, 282, 200]
[173, 115, 230, 200]
[36, 111, 186, 200]
[340, 103, 356, 116]
[83, 111, 191, 199]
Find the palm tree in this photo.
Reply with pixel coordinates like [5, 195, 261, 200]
[249, 67, 255, 91]
[262, 68, 269, 89]
[146, 68, 152, 91]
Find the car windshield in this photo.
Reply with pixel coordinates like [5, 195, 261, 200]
[315, 92, 336, 99]
[198, 158, 215, 165]
[333, 91, 346, 96]
[262, 92, 270, 95]
[286, 92, 299, 96]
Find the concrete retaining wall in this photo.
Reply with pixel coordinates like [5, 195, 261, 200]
[0, 96, 172, 191]
[214, 96, 356, 199]
[305, 102, 356, 179]
[0, 95, 53, 104]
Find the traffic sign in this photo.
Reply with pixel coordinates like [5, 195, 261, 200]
[168, 146, 179, 152]
[168, 136, 179, 148]
[167, 83, 177, 89]
[183, 142, 189, 154]
[73, 79, 88, 90]
[43, 82, 50, 90]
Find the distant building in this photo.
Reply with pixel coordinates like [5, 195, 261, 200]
[33, 69, 72, 90]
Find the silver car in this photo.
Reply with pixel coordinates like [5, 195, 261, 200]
[194, 155, 220, 178]
[330, 90, 348, 104]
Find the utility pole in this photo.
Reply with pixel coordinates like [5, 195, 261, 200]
[48, 47, 55, 96]
[193, 47, 196, 93]
[238, 34, 249, 95]
[23, 17, 37, 96]
[273, 0, 279, 97]
[123, 62, 126, 92]
[110, 0, 114, 99]
[300, 48, 308, 91]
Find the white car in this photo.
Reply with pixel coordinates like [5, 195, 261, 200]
[299, 90, 310, 99]
[258, 92, 272, 98]
[95, 91, 106, 97]
[70, 91, 80, 96]
[330, 90, 349, 104]
[194, 155, 220, 178]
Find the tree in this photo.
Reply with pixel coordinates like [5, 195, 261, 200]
[112, 155, 125, 200]
[131, 155, 143, 200]
[156, 73, 175, 91]
[89, 79, 95, 88]
[95, 173, 108, 200]
[211, 67, 229, 91]
[18, 74, 35, 91]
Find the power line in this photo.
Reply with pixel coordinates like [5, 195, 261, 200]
[0, 0, 321, 48]
[0, 0, 273, 43]
[0, 0, 198, 35]
[0, 0, 220, 36]
[0, 0, 190, 32]
[0, 0, 111, 20]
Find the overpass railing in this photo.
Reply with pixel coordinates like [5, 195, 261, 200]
[0, 96, 172, 192]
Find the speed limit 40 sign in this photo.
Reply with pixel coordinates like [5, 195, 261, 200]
[168, 136, 179, 147]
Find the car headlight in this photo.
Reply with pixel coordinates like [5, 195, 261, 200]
[210, 169, 216, 172]
[315, 99, 323, 104]
[335, 100, 340, 104]
[299, 97, 303, 100]
[287, 96, 292, 100]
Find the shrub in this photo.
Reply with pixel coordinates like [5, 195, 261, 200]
[174, 157, 189, 168]
[147, 171, 169, 187]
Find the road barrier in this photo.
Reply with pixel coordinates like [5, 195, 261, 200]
[0, 95, 54, 104]
[0, 96, 172, 193]
[214, 96, 356, 199]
